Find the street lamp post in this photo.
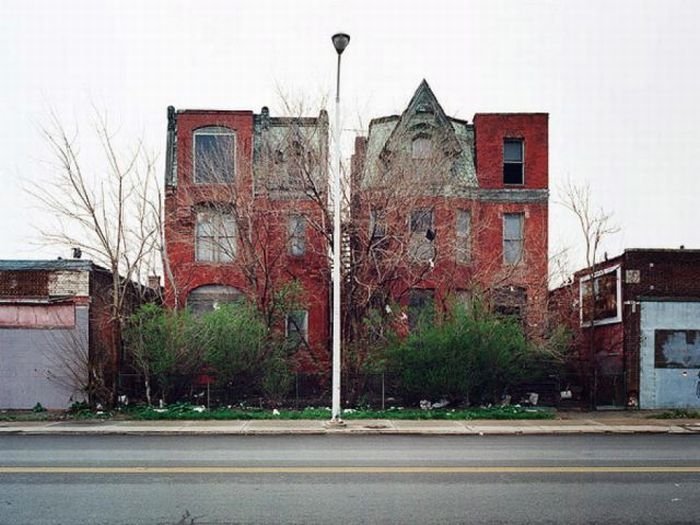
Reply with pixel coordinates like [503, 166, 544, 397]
[330, 32, 350, 424]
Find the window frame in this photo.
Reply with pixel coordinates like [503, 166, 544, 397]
[455, 209, 471, 264]
[195, 207, 237, 263]
[288, 214, 306, 257]
[411, 136, 432, 160]
[285, 310, 309, 345]
[503, 138, 524, 185]
[503, 212, 524, 265]
[193, 127, 236, 184]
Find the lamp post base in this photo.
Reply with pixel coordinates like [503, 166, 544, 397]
[324, 417, 347, 428]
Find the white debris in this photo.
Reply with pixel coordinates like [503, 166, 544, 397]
[432, 398, 449, 409]
[193, 406, 206, 413]
[272, 409, 280, 416]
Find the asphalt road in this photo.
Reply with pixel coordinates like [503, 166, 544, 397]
[1, 435, 699, 524]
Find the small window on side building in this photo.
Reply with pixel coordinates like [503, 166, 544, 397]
[503, 139, 523, 185]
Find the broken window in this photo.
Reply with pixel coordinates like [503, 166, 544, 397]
[493, 286, 527, 322]
[409, 209, 435, 262]
[503, 139, 524, 185]
[456, 210, 471, 264]
[186, 285, 243, 316]
[503, 213, 524, 265]
[286, 310, 308, 346]
[369, 208, 386, 240]
[288, 215, 306, 256]
[196, 208, 236, 262]
[194, 127, 236, 183]
[407, 289, 435, 331]
[654, 330, 700, 368]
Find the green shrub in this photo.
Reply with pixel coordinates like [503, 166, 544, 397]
[387, 302, 533, 405]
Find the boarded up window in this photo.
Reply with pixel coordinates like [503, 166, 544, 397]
[655, 330, 700, 368]
[0, 304, 75, 328]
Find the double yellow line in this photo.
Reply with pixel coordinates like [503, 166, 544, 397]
[1, 466, 700, 474]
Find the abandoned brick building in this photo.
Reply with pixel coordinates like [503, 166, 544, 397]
[349, 80, 549, 334]
[162, 105, 331, 369]
[552, 248, 700, 409]
[0, 260, 118, 409]
[162, 80, 549, 367]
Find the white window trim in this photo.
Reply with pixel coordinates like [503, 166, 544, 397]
[195, 208, 237, 263]
[579, 265, 622, 327]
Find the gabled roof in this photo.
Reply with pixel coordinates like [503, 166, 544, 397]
[359, 80, 477, 192]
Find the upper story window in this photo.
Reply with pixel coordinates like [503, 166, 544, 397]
[194, 127, 235, 183]
[288, 214, 306, 256]
[503, 139, 524, 185]
[455, 210, 471, 264]
[370, 208, 387, 241]
[409, 208, 435, 262]
[411, 137, 432, 160]
[503, 213, 524, 265]
[196, 207, 236, 262]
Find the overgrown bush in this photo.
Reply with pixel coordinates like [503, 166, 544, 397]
[387, 302, 535, 405]
[123, 304, 203, 405]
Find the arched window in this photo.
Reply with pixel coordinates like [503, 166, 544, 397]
[193, 127, 236, 183]
[186, 285, 243, 315]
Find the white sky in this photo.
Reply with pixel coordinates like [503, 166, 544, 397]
[1, 0, 699, 279]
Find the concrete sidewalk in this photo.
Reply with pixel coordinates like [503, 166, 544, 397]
[1, 416, 699, 436]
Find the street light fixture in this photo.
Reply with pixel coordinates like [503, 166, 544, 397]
[330, 32, 349, 425]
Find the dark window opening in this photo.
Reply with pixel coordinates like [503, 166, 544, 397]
[503, 139, 523, 185]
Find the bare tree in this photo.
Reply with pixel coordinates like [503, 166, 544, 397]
[558, 181, 621, 407]
[29, 110, 161, 405]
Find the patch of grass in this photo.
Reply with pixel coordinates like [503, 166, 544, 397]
[125, 403, 555, 421]
[0, 403, 556, 422]
[652, 409, 700, 419]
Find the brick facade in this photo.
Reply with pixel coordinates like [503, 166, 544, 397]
[162, 81, 550, 369]
[553, 248, 700, 408]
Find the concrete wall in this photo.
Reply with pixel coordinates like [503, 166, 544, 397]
[639, 300, 700, 409]
[0, 305, 88, 409]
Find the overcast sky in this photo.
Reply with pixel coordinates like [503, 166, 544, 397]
[1, 0, 698, 279]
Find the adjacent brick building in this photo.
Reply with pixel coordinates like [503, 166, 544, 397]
[0, 260, 117, 409]
[552, 248, 700, 409]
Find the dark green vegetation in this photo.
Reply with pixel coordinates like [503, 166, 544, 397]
[117, 294, 570, 410]
[0, 404, 554, 422]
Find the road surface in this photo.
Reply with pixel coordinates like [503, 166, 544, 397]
[1, 434, 699, 524]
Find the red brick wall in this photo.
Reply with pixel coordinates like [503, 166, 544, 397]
[163, 111, 330, 370]
[473, 113, 548, 189]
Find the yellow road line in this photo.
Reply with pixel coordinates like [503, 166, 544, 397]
[1, 466, 700, 474]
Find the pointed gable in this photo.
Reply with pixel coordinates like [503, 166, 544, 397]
[382, 79, 461, 158]
[360, 80, 477, 192]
